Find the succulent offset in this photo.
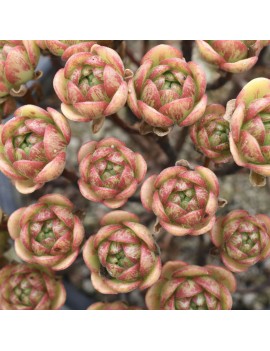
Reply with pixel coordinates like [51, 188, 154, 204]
[190, 104, 232, 163]
[7, 194, 84, 270]
[210, 210, 270, 272]
[128, 44, 207, 134]
[0, 263, 66, 310]
[53, 44, 132, 133]
[141, 162, 220, 236]
[83, 211, 162, 294]
[0, 40, 40, 97]
[78, 137, 147, 208]
[196, 40, 269, 73]
[0, 105, 71, 193]
[36, 40, 91, 59]
[146, 261, 236, 310]
[87, 301, 142, 310]
[229, 78, 270, 185]
[35, 41, 115, 61]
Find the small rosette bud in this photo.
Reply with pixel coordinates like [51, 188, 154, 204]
[127, 44, 207, 134]
[36, 40, 93, 60]
[87, 301, 142, 310]
[0, 105, 71, 194]
[190, 104, 232, 163]
[146, 261, 236, 310]
[0, 263, 66, 310]
[141, 162, 220, 236]
[210, 210, 270, 272]
[0, 40, 40, 97]
[229, 78, 270, 185]
[53, 44, 132, 133]
[83, 211, 162, 294]
[7, 194, 85, 270]
[78, 137, 147, 208]
[196, 40, 269, 73]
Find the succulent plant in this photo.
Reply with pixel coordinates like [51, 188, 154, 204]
[0, 40, 41, 98]
[36, 41, 117, 61]
[196, 40, 269, 73]
[78, 137, 147, 208]
[0, 263, 66, 309]
[7, 194, 84, 270]
[210, 210, 270, 272]
[146, 260, 236, 310]
[127, 44, 207, 135]
[141, 161, 221, 236]
[0, 95, 16, 121]
[228, 78, 270, 186]
[190, 104, 232, 163]
[83, 211, 161, 294]
[87, 301, 142, 310]
[36, 40, 92, 60]
[0, 105, 71, 194]
[53, 44, 132, 133]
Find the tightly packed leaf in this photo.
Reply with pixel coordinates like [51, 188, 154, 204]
[190, 104, 231, 163]
[196, 40, 269, 73]
[146, 261, 236, 310]
[141, 162, 220, 236]
[78, 137, 147, 208]
[83, 211, 161, 294]
[0, 105, 71, 194]
[0, 95, 16, 121]
[0, 40, 40, 97]
[0, 263, 66, 309]
[7, 194, 84, 270]
[210, 210, 270, 272]
[87, 301, 142, 310]
[229, 78, 270, 184]
[127, 44, 207, 134]
[53, 44, 132, 133]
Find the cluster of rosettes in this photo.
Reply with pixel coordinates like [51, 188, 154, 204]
[2, 41, 270, 310]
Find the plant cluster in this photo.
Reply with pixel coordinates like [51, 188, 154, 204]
[1, 40, 270, 309]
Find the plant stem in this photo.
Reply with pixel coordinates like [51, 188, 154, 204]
[62, 169, 79, 184]
[181, 40, 193, 61]
[175, 127, 189, 153]
[125, 48, 140, 66]
[207, 72, 232, 90]
[110, 113, 140, 134]
[156, 135, 177, 166]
